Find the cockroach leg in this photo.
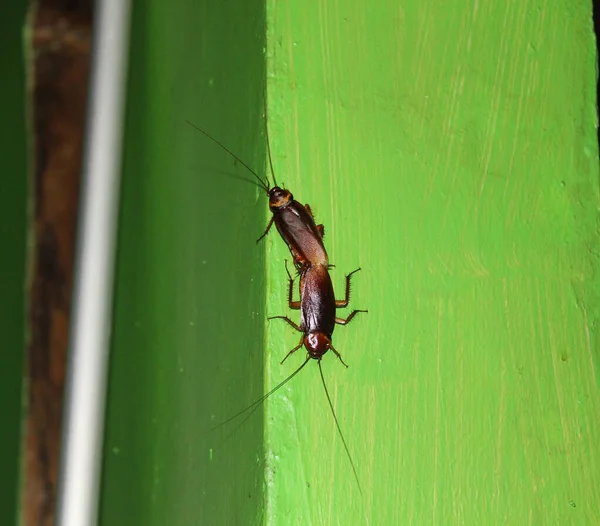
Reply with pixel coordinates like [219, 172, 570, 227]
[284, 265, 301, 309]
[256, 216, 275, 243]
[335, 268, 362, 308]
[284, 259, 295, 281]
[268, 315, 302, 332]
[280, 335, 304, 364]
[291, 249, 307, 269]
[327, 342, 349, 368]
[335, 310, 368, 326]
[303, 204, 324, 238]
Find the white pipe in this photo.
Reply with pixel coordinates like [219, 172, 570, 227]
[55, 0, 132, 524]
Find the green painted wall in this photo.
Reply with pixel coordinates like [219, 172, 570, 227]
[0, 3, 27, 525]
[101, 0, 600, 524]
[266, 1, 600, 523]
[100, 1, 268, 525]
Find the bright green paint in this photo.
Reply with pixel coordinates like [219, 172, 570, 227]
[101, 0, 600, 524]
[265, 0, 600, 523]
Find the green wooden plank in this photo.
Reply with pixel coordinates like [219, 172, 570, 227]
[265, 0, 600, 524]
[100, 1, 268, 525]
[100, 0, 600, 524]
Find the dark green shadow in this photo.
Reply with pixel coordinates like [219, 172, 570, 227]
[100, 1, 268, 524]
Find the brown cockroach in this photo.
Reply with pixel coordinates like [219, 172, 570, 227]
[270, 261, 366, 366]
[214, 261, 367, 492]
[185, 119, 328, 269]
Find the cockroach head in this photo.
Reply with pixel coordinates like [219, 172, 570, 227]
[268, 186, 293, 210]
[305, 331, 331, 359]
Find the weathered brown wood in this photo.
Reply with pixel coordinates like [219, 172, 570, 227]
[24, 2, 92, 525]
